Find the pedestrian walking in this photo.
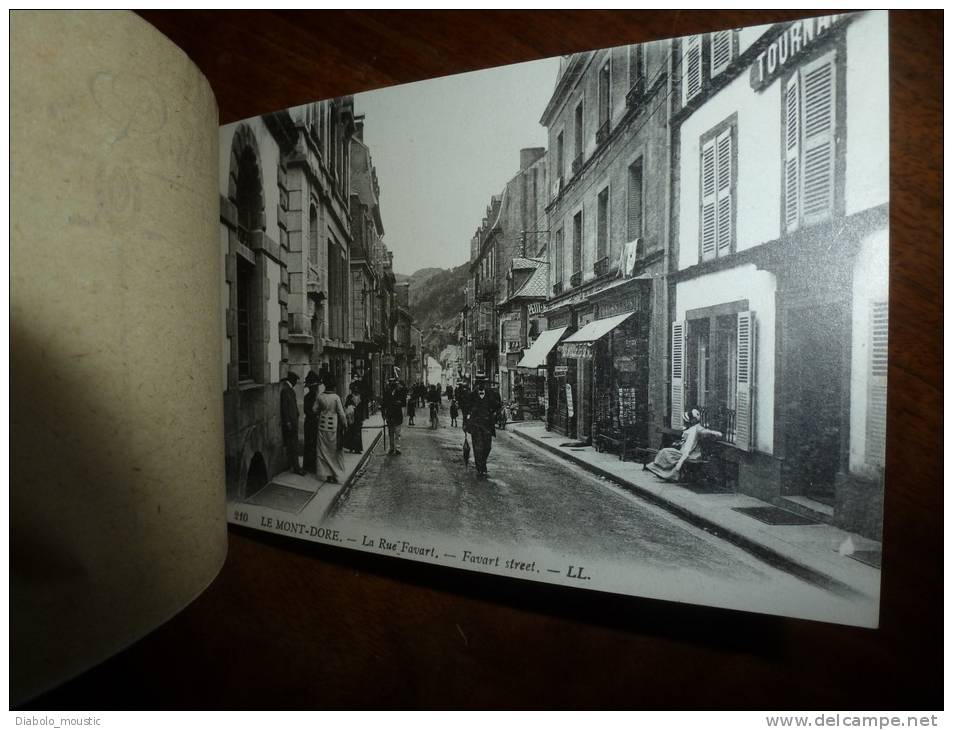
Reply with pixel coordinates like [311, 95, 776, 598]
[383, 377, 406, 455]
[464, 378, 501, 478]
[407, 390, 416, 426]
[449, 398, 459, 427]
[429, 400, 439, 429]
[280, 371, 305, 475]
[343, 382, 366, 454]
[315, 375, 347, 483]
[302, 371, 320, 474]
[458, 383, 471, 427]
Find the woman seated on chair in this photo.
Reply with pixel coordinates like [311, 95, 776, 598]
[645, 408, 723, 482]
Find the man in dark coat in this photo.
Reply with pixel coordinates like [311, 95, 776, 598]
[280, 371, 305, 475]
[382, 377, 407, 455]
[465, 379, 501, 478]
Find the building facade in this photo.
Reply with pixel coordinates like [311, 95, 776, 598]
[220, 97, 355, 499]
[540, 39, 673, 451]
[668, 12, 888, 537]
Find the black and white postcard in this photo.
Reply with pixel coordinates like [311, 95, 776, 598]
[221, 11, 887, 627]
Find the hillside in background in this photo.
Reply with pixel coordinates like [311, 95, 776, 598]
[396, 263, 470, 356]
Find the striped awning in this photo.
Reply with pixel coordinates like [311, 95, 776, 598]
[517, 326, 569, 369]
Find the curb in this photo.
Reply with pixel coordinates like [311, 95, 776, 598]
[507, 428, 863, 599]
[322, 424, 385, 520]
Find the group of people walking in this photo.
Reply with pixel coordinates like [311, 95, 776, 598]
[280, 370, 367, 484]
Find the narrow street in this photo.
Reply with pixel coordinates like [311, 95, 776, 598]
[329, 408, 865, 619]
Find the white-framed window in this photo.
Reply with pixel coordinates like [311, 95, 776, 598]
[671, 310, 755, 450]
[700, 122, 735, 261]
[783, 51, 837, 232]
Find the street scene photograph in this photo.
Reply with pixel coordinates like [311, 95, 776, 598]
[220, 11, 887, 627]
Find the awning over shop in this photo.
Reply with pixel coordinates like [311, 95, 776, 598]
[562, 312, 635, 344]
[517, 326, 569, 369]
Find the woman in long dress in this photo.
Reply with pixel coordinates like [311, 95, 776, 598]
[343, 384, 366, 454]
[645, 408, 723, 481]
[315, 378, 347, 484]
[302, 371, 320, 474]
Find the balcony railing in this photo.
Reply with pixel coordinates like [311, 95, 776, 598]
[596, 120, 611, 146]
[553, 281, 564, 296]
[571, 154, 583, 175]
[570, 271, 582, 288]
[700, 405, 736, 445]
[626, 78, 646, 110]
[593, 256, 610, 277]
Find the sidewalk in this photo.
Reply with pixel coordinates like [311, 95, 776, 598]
[505, 420, 882, 600]
[244, 412, 386, 523]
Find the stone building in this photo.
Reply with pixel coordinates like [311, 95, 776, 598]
[540, 39, 673, 451]
[667, 12, 888, 538]
[349, 120, 392, 400]
[220, 96, 355, 499]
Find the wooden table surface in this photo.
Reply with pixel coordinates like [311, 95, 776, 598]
[28, 10, 942, 709]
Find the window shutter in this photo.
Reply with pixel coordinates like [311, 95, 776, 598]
[734, 311, 755, 451]
[628, 160, 643, 241]
[865, 301, 888, 467]
[715, 128, 733, 256]
[671, 320, 687, 429]
[682, 35, 702, 106]
[801, 53, 836, 225]
[711, 31, 732, 77]
[784, 73, 801, 232]
[700, 139, 717, 261]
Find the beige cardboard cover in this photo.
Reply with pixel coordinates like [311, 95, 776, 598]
[11, 10, 226, 703]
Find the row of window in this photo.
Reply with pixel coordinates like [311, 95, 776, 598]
[553, 44, 646, 191]
[551, 158, 645, 291]
[698, 50, 836, 262]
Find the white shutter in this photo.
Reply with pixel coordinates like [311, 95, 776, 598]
[865, 301, 888, 467]
[711, 30, 732, 77]
[700, 139, 717, 261]
[671, 320, 687, 429]
[784, 73, 801, 232]
[715, 128, 732, 257]
[734, 311, 755, 451]
[682, 35, 702, 106]
[801, 52, 836, 224]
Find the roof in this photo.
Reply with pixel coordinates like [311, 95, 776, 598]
[511, 261, 550, 300]
[509, 257, 538, 270]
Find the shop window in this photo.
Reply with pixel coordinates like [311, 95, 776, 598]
[700, 122, 735, 261]
[672, 310, 755, 450]
[682, 35, 703, 106]
[783, 51, 837, 232]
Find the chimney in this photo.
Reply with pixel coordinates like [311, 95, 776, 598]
[520, 147, 545, 171]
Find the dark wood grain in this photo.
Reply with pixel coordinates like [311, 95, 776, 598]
[26, 10, 941, 709]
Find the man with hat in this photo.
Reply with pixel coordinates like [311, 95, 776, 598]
[280, 370, 306, 475]
[382, 373, 407, 455]
[464, 377, 501, 478]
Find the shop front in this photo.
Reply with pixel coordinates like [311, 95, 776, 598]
[516, 325, 569, 423]
[558, 308, 650, 457]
